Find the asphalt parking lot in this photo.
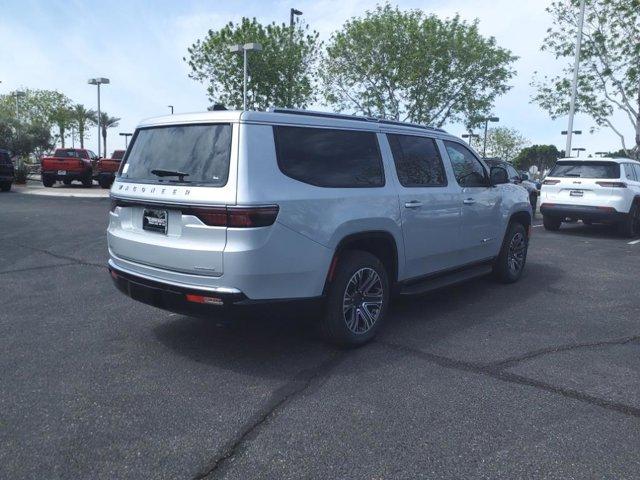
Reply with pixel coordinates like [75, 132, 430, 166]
[1, 192, 639, 480]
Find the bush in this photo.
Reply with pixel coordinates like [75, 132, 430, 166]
[14, 163, 28, 184]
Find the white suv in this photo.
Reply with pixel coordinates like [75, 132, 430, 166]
[107, 109, 532, 345]
[540, 157, 640, 237]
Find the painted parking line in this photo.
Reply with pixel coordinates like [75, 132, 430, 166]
[628, 239, 640, 245]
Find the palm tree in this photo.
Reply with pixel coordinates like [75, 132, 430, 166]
[98, 112, 120, 157]
[72, 104, 96, 148]
[50, 106, 74, 148]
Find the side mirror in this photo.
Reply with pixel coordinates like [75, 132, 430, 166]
[490, 166, 509, 186]
[521, 172, 530, 181]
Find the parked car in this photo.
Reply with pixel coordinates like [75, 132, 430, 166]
[0, 149, 15, 192]
[41, 148, 99, 187]
[540, 157, 640, 237]
[107, 109, 532, 346]
[484, 159, 538, 214]
[97, 150, 126, 189]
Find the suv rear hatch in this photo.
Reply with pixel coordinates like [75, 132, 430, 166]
[542, 161, 622, 206]
[109, 123, 236, 276]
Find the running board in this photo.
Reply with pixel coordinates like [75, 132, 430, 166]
[399, 263, 493, 296]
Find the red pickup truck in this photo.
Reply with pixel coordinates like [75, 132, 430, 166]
[41, 148, 99, 187]
[97, 150, 125, 189]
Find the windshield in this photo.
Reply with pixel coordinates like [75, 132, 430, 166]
[549, 161, 620, 179]
[55, 149, 86, 159]
[120, 124, 232, 186]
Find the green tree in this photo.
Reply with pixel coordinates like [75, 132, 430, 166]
[0, 114, 53, 158]
[484, 127, 530, 163]
[98, 112, 120, 157]
[71, 104, 96, 148]
[321, 4, 517, 126]
[532, 0, 640, 158]
[49, 105, 74, 148]
[513, 145, 562, 172]
[185, 17, 321, 109]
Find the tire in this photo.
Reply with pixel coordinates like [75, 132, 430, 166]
[42, 175, 55, 187]
[543, 215, 561, 231]
[582, 220, 593, 226]
[617, 202, 640, 238]
[0, 182, 11, 192]
[98, 176, 113, 189]
[63, 179, 72, 186]
[320, 250, 390, 347]
[493, 222, 529, 284]
[82, 174, 93, 188]
[529, 193, 537, 217]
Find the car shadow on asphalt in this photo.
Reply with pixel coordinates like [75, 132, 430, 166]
[550, 223, 626, 240]
[152, 261, 566, 374]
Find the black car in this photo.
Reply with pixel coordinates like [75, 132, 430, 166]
[0, 149, 15, 192]
[484, 158, 538, 214]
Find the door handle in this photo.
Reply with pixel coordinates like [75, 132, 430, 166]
[404, 200, 423, 209]
[463, 198, 476, 205]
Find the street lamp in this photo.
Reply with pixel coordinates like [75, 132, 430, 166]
[595, 151, 608, 157]
[480, 116, 499, 158]
[462, 132, 480, 149]
[290, 8, 302, 29]
[571, 147, 586, 157]
[88, 77, 110, 157]
[229, 43, 262, 111]
[119, 132, 132, 148]
[561, 130, 582, 135]
[565, 0, 587, 157]
[168, 105, 174, 115]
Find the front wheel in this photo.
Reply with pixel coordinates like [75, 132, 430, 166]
[0, 182, 11, 192]
[98, 176, 113, 189]
[320, 250, 389, 347]
[543, 215, 561, 231]
[493, 222, 528, 283]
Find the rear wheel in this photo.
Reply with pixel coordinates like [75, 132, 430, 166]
[320, 250, 389, 347]
[0, 182, 11, 192]
[543, 215, 561, 231]
[493, 222, 528, 283]
[98, 176, 113, 189]
[81, 174, 93, 188]
[42, 175, 55, 187]
[617, 202, 640, 238]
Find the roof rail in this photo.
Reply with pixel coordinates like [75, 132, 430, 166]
[267, 107, 446, 133]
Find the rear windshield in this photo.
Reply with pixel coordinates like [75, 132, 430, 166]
[120, 124, 232, 186]
[112, 150, 125, 160]
[549, 161, 620, 179]
[55, 149, 87, 159]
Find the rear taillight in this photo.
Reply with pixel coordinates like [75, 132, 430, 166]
[543, 179, 560, 185]
[184, 205, 279, 228]
[596, 181, 627, 188]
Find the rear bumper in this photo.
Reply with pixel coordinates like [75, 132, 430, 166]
[540, 203, 627, 222]
[108, 260, 323, 316]
[42, 170, 91, 181]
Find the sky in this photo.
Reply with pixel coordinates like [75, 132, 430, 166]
[0, 0, 634, 157]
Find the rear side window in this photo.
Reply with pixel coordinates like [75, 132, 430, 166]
[624, 164, 637, 181]
[387, 134, 446, 187]
[634, 165, 640, 181]
[120, 124, 232, 187]
[549, 161, 620, 179]
[274, 126, 384, 188]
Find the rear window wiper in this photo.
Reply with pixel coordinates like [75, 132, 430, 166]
[151, 169, 190, 182]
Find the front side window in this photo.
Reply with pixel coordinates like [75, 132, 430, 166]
[120, 124, 232, 186]
[274, 126, 384, 188]
[444, 141, 488, 187]
[633, 164, 640, 181]
[506, 165, 520, 181]
[387, 134, 446, 187]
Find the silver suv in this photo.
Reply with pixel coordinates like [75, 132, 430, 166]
[107, 109, 532, 345]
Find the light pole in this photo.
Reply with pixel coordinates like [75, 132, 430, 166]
[88, 77, 110, 157]
[288, 8, 303, 107]
[565, 0, 587, 157]
[561, 130, 582, 156]
[462, 132, 480, 149]
[119, 132, 132, 148]
[290, 8, 302, 29]
[168, 105, 174, 115]
[229, 43, 263, 111]
[12, 91, 26, 118]
[481, 116, 499, 158]
[572, 147, 586, 157]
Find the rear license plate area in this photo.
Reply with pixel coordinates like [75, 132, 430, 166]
[57, 170, 66, 175]
[570, 190, 584, 197]
[143, 208, 168, 234]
